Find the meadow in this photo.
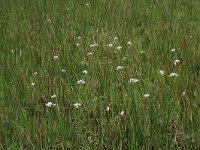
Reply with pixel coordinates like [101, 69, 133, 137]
[0, 0, 200, 149]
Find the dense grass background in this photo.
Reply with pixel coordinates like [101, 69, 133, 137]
[1, 0, 200, 149]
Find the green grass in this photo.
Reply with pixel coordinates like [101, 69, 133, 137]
[1, 0, 200, 149]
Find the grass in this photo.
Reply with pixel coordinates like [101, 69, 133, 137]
[0, 0, 200, 149]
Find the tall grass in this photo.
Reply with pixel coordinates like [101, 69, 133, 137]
[1, 0, 200, 149]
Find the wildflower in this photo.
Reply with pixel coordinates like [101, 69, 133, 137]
[116, 66, 124, 70]
[129, 78, 139, 83]
[53, 55, 58, 59]
[31, 82, 35, 87]
[86, 3, 89, 6]
[106, 107, 110, 112]
[51, 94, 56, 99]
[144, 94, 150, 98]
[171, 48, 176, 52]
[33, 72, 38, 75]
[116, 46, 122, 50]
[160, 70, 165, 75]
[114, 37, 118, 41]
[127, 41, 132, 45]
[90, 44, 98, 48]
[77, 80, 86, 84]
[169, 73, 178, 77]
[74, 102, 81, 108]
[83, 70, 88, 74]
[11, 49, 14, 53]
[61, 69, 66, 72]
[108, 43, 113, 47]
[182, 91, 186, 95]
[76, 43, 80, 47]
[120, 111, 124, 116]
[140, 51, 145, 54]
[174, 59, 180, 66]
[77, 36, 81, 40]
[87, 52, 93, 57]
[46, 102, 56, 107]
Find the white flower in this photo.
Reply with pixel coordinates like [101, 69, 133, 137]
[160, 70, 165, 75]
[87, 52, 93, 57]
[174, 59, 180, 66]
[169, 73, 178, 77]
[116, 66, 124, 70]
[77, 36, 81, 40]
[116, 46, 122, 50]
[46, 102, 56, 107]
[86, 3, 89, 6]
[90, 44, 98, 48]
[106, 107, 110, 112]
[51, 94, 56, 99]
[114, 37, 118, 41]
[120, 111, 124, 116]
[182, 91, 186, 95]
[77, 80, 86, 84]
[140, 51, 145, 54]
[127, 41, 132, 45]
[83, 70, 88, 74]
[144, 94, 150, 98]
[61, 69, 66, 72]
[129, 78, 139, 83]
[171, 48, 176, 52]
[76, 43, 80, 47]
[53, 55, 58, 59]
[33, 72, 38, 75]
[11, 49, 14, 53]
[108, 43, 113, 47]
[31, 82, 35, 87]
[74, 102, 81, 108]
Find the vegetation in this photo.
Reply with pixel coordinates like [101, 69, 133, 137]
[1, 0, 200, 149]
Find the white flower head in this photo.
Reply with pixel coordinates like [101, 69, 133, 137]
[87, 52, 93, 56]
[77, 36, 81, 40]
[116, 46, 122, 50]
[76, 43, 80, 47]
[171, 48, 176, 52]
[83, 70, 88, 74]
[33, 72, 38, 75]
[114, 37, 118, 41]
[140, 51, 145, 54]
[182, 91, 186, 95]
[108, 43, 113, 47]
[116, 66, 124, 71]
[74, 102, 81, 108]
[51, 94, 56, 99]
[129, 78, 139, 83]
[127, 41, 132, 45]
[77, 80, 86, 85]
[53, 55, 59, 60]
[46, 102, 56, 107]
[61, 69, 66, 72]
[120, 111, 124, 116]
[160, 70, 165, 75]
[174, 59, 180, 66]
[144, 94, 150, 98]
[90, 44, 98, 48]
[106, 107, 110, 112]
[31, 82, 35, 87]
[169, 73, 178, 77]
